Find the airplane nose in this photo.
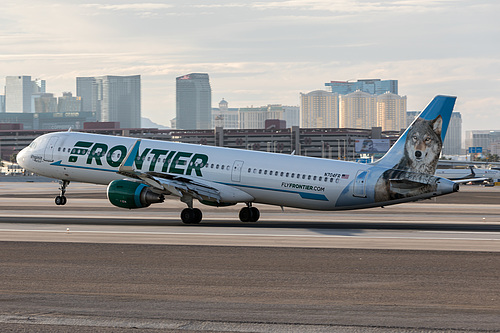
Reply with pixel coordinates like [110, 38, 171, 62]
[16, 147, 28, 168]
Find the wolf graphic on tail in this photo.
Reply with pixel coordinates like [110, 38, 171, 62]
[374, 115, 443, 202]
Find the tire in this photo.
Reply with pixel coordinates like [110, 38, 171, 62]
[60, 196, 67, 205]
[192, 208, 202, 224]
[55, 196, 62, 205]
[181, 208, 195, 224]
[239, 207, 251, 222]
[249, 207, 260, 222]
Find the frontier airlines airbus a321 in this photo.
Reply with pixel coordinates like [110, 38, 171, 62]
[17, 95, 460, 224]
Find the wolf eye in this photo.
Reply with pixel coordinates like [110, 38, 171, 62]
[412, 136, 418, 142]
[425, 137, 432, 143]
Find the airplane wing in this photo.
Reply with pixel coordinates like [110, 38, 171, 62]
[117, 139, 253, 204]
[451, 178, 489, 184]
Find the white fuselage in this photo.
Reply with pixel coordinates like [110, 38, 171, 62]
[17, 131, 456, 211]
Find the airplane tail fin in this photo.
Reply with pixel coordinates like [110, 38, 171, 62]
[374, 95, 457, 174]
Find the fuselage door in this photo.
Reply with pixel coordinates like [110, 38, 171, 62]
[43, 136, 59, 162]
[231, 160, 244, 182]
[353, 170, 369, 198]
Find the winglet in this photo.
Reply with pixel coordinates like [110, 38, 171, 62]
[119, 139, 141, 173]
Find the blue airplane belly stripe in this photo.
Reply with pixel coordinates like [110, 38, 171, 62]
[50, 161, 329, 202]
[299, 192, 329, 201]
[218, 182, 329, 201]
[51, 160, 117, 173]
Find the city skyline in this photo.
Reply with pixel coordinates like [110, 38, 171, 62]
[1, 1, 498, 132]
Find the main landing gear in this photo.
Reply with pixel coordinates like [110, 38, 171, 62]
[180, 207, 203, 224]
[55, 180, 69, 206]
[239, 204, 260, 223]
[179, 196, 260, 224]
[180, 195, 202, 224]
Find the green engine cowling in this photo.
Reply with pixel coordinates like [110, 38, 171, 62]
[107, 179, 165, 209]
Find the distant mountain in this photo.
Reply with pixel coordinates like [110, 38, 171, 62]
[141, 117, 169, 129]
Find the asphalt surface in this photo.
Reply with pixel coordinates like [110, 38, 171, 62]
[0, 181, 499, 332]
[2, 243, 500, 332]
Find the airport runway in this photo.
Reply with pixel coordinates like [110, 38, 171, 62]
[0, 181, 500, 332]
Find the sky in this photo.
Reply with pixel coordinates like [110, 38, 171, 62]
[1, 0, 499, 131]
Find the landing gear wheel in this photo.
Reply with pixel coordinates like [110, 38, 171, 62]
[249, 207, 260, 222]
[55, 180, 70, 206]
[239, 207, 251, 222]
[192, 208, 202, 224]
[181, 208, 202, 224]
[55, 195, 67, 206]
[239, 206, 260, 222]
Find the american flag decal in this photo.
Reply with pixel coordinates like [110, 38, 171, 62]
[341, 174, 349, 179]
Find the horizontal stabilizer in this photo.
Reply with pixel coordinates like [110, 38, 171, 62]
[389, 178, 428, 196]
[452, 178, 488, 184]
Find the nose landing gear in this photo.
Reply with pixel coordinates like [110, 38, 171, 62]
[55, 180, 70, 206]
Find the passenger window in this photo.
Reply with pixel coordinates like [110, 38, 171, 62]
[308, 175, 311, 180]
[264, 170, 267, 175]
[259, 169, 262, 174]
[253, 168, 257, 173]
[248, 168, 251, 173]
[216, 164, 219, 169]
[280, 172, 284, 177]
[330, 178, 334, 182]
[313, 176, 317, 181]
[291, 173, 295, 178]
[302, 174, 306, 179]
[319, 176, 322, 181]
[286, 172, 289, 177]
[211, 164, 214, 168]
[297, 174, 300, 178]
[221, 165, 224, 170]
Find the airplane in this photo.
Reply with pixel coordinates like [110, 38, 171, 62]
[16, 95, 459, 224]
[435, 166, 500, 183]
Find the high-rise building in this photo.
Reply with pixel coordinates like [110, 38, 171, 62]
[76, 75, 141, 128]
[340, 91, 377, 129]
[33, 93, 57, 113]
[325, 79, 398, 95]
[176, 73, 211, 130]
[465, 130, 500, 154]
[282, 106, 300, 128]
[212, 99, 239, 129]
[300, 90, 339, 128]
[76, 77, 97, 113]
[239, 104, 287, 129]
[0, 95, 5, 113]
[32, 78, 46, 94]
[442, 112, 462, 155]
[58, 92, 82, 113]
[376, 92, 407, 132]
[5, 76, 32, 113]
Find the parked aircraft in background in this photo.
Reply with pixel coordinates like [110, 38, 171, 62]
[17, 96, 459, 224]
[435, 166, 500, 183]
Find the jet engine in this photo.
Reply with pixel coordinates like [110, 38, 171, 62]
[107, 179, 164, 209]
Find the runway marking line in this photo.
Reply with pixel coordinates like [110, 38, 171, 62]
[1, 228, 500, 242]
